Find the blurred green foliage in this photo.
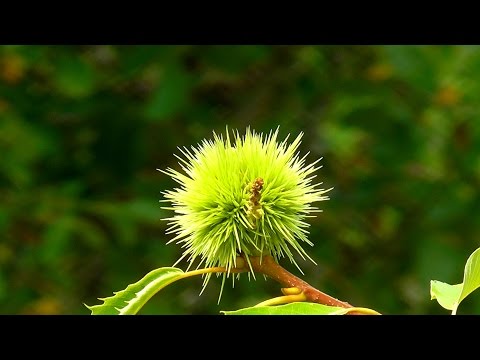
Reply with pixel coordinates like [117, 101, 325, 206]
[2, 45, 480, 314]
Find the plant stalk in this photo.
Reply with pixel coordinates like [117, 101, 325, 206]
[243, 255, 374, 315]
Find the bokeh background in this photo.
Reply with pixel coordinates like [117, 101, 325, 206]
[2, 45, 480, 315]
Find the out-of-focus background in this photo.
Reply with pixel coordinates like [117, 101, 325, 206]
[2, 45, 480, 315]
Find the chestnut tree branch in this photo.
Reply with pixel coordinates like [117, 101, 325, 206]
[240, 255, 375, 314]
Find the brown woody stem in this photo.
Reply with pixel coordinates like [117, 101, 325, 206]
[246, 255, 351, 307]
[242, 255, 369, 315]
[195, 255, 374, 314]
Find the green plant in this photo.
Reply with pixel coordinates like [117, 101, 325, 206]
[430, 247, 480, 314]
[86, 127, 480, 315]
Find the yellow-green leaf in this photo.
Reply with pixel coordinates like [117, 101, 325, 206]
[430, 247, 480, 314]
[430, 281, 462, 310]
[221, 302, 379, 315]
[85, 267, 184, 315]
[459, 247, 480, 305]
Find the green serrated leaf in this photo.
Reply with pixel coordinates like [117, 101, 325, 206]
[430, 247, 480, 314]
[222, 302, 351, 315]
[85, 267, 184, 315]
